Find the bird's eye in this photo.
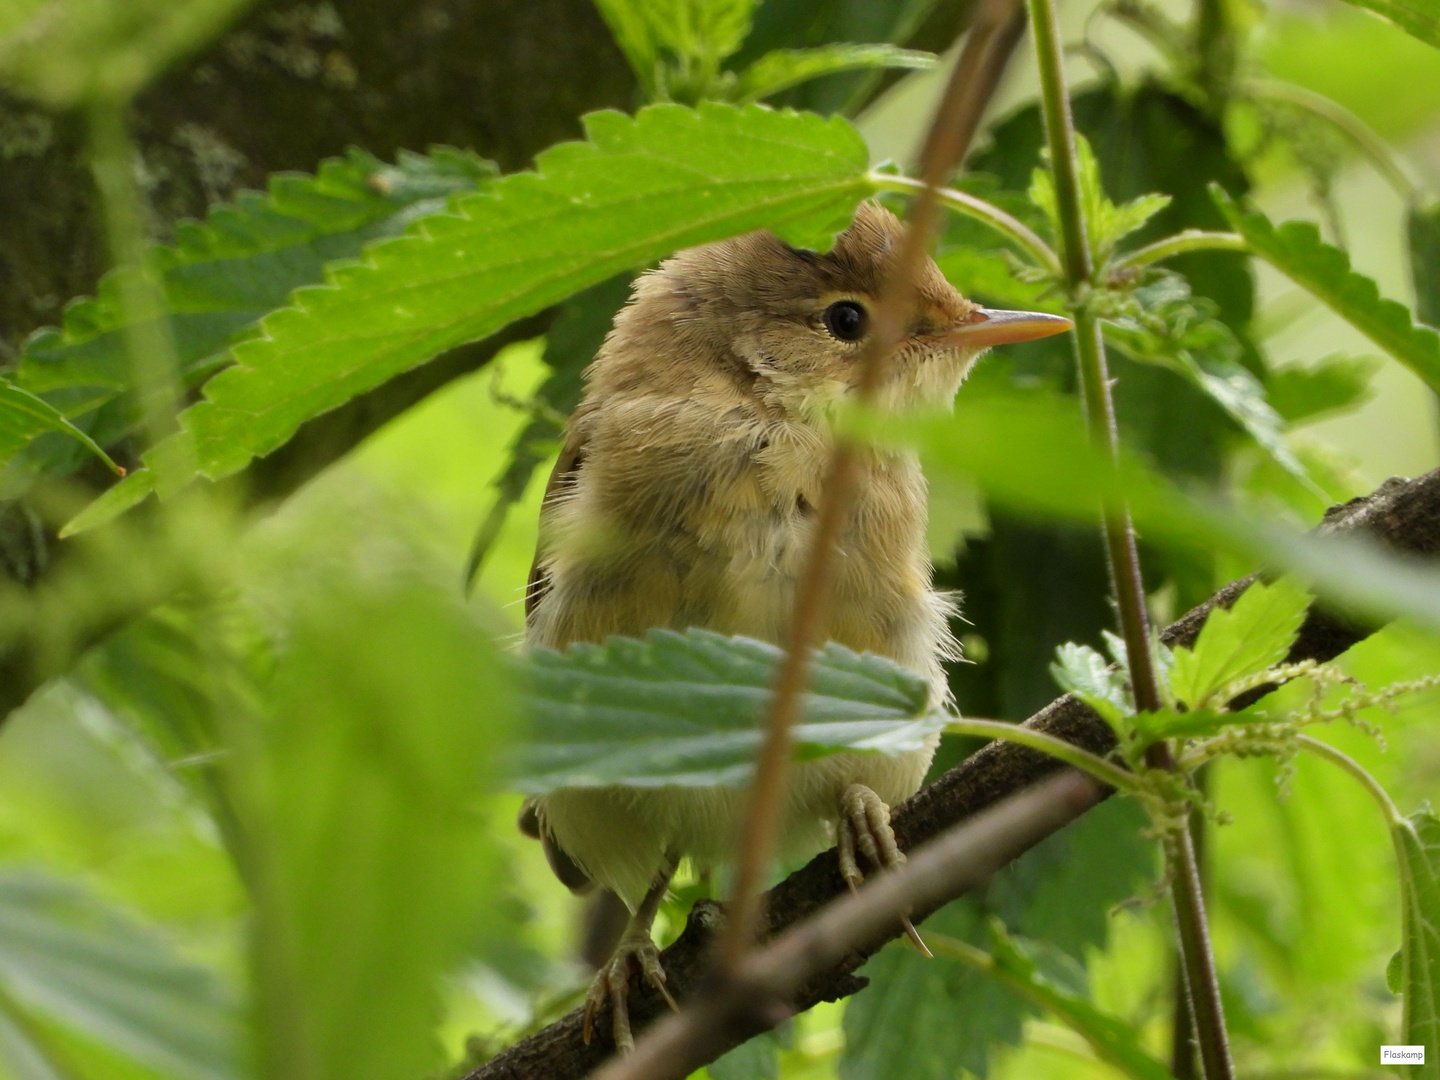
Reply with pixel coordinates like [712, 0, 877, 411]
[822, 299, 868, 343]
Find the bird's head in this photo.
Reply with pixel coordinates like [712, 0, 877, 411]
[602, 201, 1070, 422]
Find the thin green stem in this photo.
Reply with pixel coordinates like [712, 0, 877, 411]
[1107, 230, 1247, 276]
[86, 98, 182, 452]
[1249, 80, 1416, 202]
[1026, 0, 1091, 285]
[1294, 734, 1404, 827]
[870, 173, 1061, 272]
[1026, 0, 1233, 1072]
[944, 718, 1141, 793]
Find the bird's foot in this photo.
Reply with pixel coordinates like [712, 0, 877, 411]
[581, 927, 678, 1052]
[836, 783, 933, 958]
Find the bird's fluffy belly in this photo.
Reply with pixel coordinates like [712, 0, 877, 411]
[535, 739, 937, 910]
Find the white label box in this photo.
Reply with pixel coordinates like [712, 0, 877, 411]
[1382, 1046, 1426, 1065]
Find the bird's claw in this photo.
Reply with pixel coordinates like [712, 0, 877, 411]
[581, 931, 677, 1052]
[836, 783, 933, 958]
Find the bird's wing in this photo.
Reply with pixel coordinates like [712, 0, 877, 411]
[524, 425, 587, 624]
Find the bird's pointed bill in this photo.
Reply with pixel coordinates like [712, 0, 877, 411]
[935, 307, 1072, 348]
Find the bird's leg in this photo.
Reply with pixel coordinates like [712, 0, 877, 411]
[581, 854, 680, 1051]
[836, 783, 933, 958]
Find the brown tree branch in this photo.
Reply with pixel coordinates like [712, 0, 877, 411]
[466, 465, 1440, 1080]
[596, 772, 1103, 1080]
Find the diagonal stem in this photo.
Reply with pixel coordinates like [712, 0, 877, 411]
[717, 0, 1029, 970]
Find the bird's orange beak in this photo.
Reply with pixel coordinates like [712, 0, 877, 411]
[932, 307, 1073, 348]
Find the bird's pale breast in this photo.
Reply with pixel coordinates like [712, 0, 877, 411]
[528, 389, 953, 908]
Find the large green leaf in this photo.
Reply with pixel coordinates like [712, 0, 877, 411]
[1394, 808, 1440, 1072]
[930, 922, 1177, 1080]
[842, 798, 1153, 1079]
[237, 551, 517, 1080]
[1331, 0, 1440, 50]
[69, 102, 874, 534]
[1168, 577, 1312, 710]
[0, 381, 121, 476]
[0, 871, 241, 1080]
[513, 628, 947, 792]
[7, 148, 491, 486]
[1215, 187, 1440, 391]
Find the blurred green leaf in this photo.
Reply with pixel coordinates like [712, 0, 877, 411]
[1169, 577, 1311, 710]
[0, 0, 253, 105]
[0, 381, 121, 476]
[1264, 356, 1380, 425]
[514, 629, 947, 792]
[1330, 0, 1440, 50]
[237, 556, 515, 1080]
[930, 922, 1177, 1080]
[730, 44, 934, 103]
[464, 274, 632, 588]
[1215, 187, 1440, 392]
[8, 148, 492, 491]
[1410, 201, 1440, 329]
[1029, 136, 1171, 266]
[0, 871, 241, 1080]
[1394, 808, 1440, 1064]
[707, 1027, 786, 1080]
[69, 102, 875, 533]
[935, 248, 1058, 314]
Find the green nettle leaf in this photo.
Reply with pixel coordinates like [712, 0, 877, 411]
[1331, 0, 1440, 49]
[9, 148, 491, 486]
[972, 923, 1178, 1080]
[843, 798, 1153, 1079]
[842, 901, 1027, 1080]
[1029, 136, 1171, 264]
[69, 102, 875, 535]
[1130, 704, 1267, 743]
[1215, 186, 1440, 392]
[513, 629, 948, 792]
[1168, 577, 1312, 710]
[1050, 642, 1133, 730]
[1394, 809, 1440, 1066]
[0, 380, 122, 476]
[1264, 355, 1380, 425]
[0, 871, 242, 1080]
[730, 44, 936, 104]
[593, 0, 756, 100]
[1102, 277, 1312, 487]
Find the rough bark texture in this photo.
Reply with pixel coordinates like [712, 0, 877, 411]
[0, 0, 633, 707]
[0, 0, 634, 360]
[467, 466, 1440, 1080]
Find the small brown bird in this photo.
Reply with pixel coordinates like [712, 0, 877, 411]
[518, 202, 1070, 1050]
